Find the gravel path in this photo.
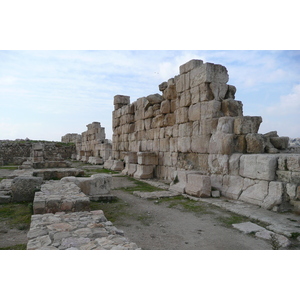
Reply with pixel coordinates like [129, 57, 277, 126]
[110, 177, 272, 250]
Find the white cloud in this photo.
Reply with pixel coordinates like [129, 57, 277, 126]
[266, 84, 300, 115]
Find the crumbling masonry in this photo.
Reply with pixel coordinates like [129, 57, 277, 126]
[62, 122, 112, 164]
[106, 59, 300, 212]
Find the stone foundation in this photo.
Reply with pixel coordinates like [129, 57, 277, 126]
[27, 210, 139, 250]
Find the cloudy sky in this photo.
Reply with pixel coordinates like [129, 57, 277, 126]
[1, 50, 299, 141]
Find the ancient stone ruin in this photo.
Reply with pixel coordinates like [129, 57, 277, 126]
[61, 121, 112, 164]
[105, 59, 300, 212]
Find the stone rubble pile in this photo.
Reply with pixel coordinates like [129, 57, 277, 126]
[27, 210, 140, 250]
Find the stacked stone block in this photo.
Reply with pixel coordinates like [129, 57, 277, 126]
[62, 122, 112, 164]
[109, 59, 299, 211]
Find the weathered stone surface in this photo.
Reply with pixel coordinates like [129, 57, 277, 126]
[61, 174, 111, 196]
[239, 154, 278, 181]
[111, 160, 124, 171]
[11, 176, 43, 203]
[32, 168, 84, 180]
[239, 180, 269, 206]
[146, 93, 163, 105]
[208, 154, 229, 175]
[270, 136, 289, 150]
[245, 133, 265, 153]
[179, 59, 203, 74]
[221, 99, 243, 117]
[185, 173, 211, 198]
[27, 210, 139, 250]
[222, 175, 244, 200]
[137, 152, 158, 165]
[33, 181, 90, 214]
[262, 181, 283, 210]
[234, 116, 262, 135]
[169, 169, 188, 193]
[134, 165, 154, 179]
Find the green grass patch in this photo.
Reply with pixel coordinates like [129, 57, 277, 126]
[84, 168, 119, 175]
[290, 232, 300, 239]
[0, 244, 27, 250]
[118, 177, 164, 193]
[90, 198, 129, 223]
[217, 214, 249, 227]
[0, 166, 18, 170]
[0, 202, 32, 230]
[152, 195, 210, 214]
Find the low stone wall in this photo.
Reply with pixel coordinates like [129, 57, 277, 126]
[32, 168, 84, 180]
[0, 140, 76, 165]
[33, 181, 90, 214]
[27, 210, 140, 250]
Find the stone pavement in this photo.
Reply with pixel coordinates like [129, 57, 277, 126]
[27, 210, 140, 250]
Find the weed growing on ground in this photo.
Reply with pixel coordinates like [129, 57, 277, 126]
[0, 166, 18, 170]
[270, 233, 281, 250]
[0, 244, 27, 250]
[0, 202, 32, 230]
[151, 195, 210, 214]
[118, 177, 164, 193]
[217, 214, 249, 227]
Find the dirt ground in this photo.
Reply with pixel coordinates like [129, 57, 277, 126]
[0, 167, 273, 250]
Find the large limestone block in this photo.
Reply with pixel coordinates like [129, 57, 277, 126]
[175, 107, 189, 124]
[11, 176, 43, 203]
[208, 154, 229, 175]
[163, 81, 177, 100]
[190, 63, 229, 88]
[270, 137, 289, 150]
[233, 135, 247, 153]
[209, 83, 228, 101]
[200, 100, 223, 119]
[262, 181, 284, 210]
[127, 164, 138, 176]
[191, 135, 210, 154]
[160, 100, 171, 114]
[111, 160, 124, 171]
[144, 106, 154, 119]
[177, 137, 191, 153]
[134, 165, 154, 179]
[286, 155, 300, 172]
[137, 152, 158, 165]
[169, 169, 188, 193]
[234, 116, 262, 135]
[229, 153, 243, 176]
[188, 103, 201, 121]
[152, 115, 165, 128]
[179, 90, 191, 107]
[185, 173, 211, 198]
[239, 180, 269, 206]
[222, 175, 244, 200]
[179, 122, 193, 137]
[246, 133, 265, 153]
[114, 95, 130, 109]
[61, 174, 111, 196]
[124, 152, 137, 164]
[216, 117, 234, 134]
[164, 113, 176, 127]
[199, 83, 214, 101]
[175, 73, 190, 93]
[208, 132, 234, 155]
[239, 154, 278, 181]
[179, 59, 203, 74]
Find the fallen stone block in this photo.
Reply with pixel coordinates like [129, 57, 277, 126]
[61, 174, 111, 196]
[185, 173, 211, 198]
[11, 176, 43, 203]
[88, 157, 104, 165]
[239, 180, 269, 206]
[169, 169, 188, 194]
[111, 160, 124, 171]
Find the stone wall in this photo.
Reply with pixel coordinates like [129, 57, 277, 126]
[109, 59, 300, 212]
[0, 140, 76, 165]
[62, 122, 112, 164]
